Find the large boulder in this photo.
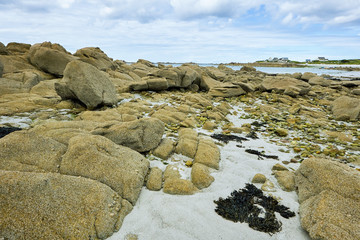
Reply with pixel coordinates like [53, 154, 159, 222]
[60, 135, 149, 205]
[260, 77, 311, 96]
[28, 42, 77, 77]
[55, 60, 118, 109]
[74, 47, 117, 70]
[331, 96, 360, 121]
[295, 158, 360, 240]
[0, 170, 132, 239]
[0, 131, 67, 173]
[91, 118, 165, 152]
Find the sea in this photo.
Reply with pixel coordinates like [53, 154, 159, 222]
[171, 63, 360, 79]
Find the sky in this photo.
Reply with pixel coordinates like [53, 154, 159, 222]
[0, 0, 360, 63]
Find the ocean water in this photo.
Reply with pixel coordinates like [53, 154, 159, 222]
[172, 63, 360, 78]
[237, 66, 360, 78]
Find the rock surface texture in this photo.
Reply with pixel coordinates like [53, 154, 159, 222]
[295, 157, 360, 240]
[55, 60, 118, 109]
[0, 170, 131, 240]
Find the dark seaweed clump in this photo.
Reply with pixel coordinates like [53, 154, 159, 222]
[211, 133, 249, 144]
[245, 149, 279, 160]
[0, 127, 22, 139]
[214, 183, 295, 235]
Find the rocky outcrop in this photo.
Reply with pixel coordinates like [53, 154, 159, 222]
[295, 157, 360, 240]
[331, 96, 360, 121]
[260, 77, 311, 96]
[6, 42, 31, 55]
[28, 42, 77, 77]
[0, 131, 66, 173]
[91, 118, 165, 152]
[74, 47, 117, 70]
[60, 135, 149, 205]
[55, 60, 118, 109]
[0, 170, 132, 239]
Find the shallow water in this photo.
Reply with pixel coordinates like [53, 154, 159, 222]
[227, 65, 360, 78]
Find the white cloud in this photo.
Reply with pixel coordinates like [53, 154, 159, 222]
[57, 0, 75, 9]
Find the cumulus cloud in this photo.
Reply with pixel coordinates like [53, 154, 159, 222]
[268, 0, 360, 26]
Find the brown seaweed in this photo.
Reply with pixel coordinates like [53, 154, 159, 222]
[211, 133, 249, 144]
[214, 183, 295, 235]
[245, 149, 279, 160]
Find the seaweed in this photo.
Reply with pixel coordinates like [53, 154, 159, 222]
[246, 131, 259, 139]
[245, 149, 279, 160]
[0, 127, 22, 139]
[211, 134, 249, 144]
[214, 183, 295, 235]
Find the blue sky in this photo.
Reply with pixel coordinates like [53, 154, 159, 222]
[0, 0, 359, 63]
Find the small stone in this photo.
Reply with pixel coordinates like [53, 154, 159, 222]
[185, 160, 193, 167]
[272, 163, 289, 171]
[275, 128, 288, 137]
[146, 167, 163, 191]
[251, 173, 267, 184]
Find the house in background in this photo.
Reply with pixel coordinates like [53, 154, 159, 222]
[318, 57, 328, 61]
[306, 59, 311, 63]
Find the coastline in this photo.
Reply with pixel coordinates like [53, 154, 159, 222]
[1, 42, 360, 240]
